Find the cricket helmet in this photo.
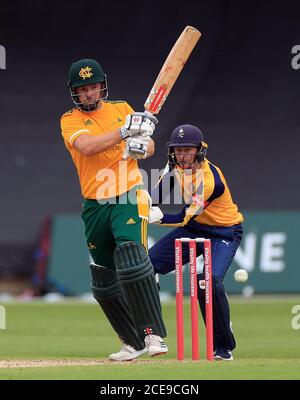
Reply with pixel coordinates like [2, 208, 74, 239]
[167, 124, 208, 167]
[68, 59, 108, 112]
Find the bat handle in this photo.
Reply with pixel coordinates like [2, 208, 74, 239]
[144, 110, 156, 123]
[144, 110, 154, 116]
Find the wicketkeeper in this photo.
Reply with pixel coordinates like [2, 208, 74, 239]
[149, 124, 243, 361]
[60, 59, 167, 361]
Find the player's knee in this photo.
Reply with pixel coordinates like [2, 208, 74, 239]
[149, 258, 167, 275]
[212, 275, 224, 292]
[90, 264, 122, 300]
[113, 241, 153, 282]
[197, 273, 224, 299]
[149, 249, 174, 275]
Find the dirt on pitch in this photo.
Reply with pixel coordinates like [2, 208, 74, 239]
[0, 359, 176, 368]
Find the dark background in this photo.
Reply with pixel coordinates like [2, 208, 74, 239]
[1, 0, 300, 246]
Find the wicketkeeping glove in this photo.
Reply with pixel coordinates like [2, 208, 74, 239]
[149, 206, 164, 224]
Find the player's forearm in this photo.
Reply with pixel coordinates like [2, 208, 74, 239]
[160, 206, 188, 226]
[145, 138, 155, 158]
[159, 203, 203, 227]
[74, 129, 122, 156]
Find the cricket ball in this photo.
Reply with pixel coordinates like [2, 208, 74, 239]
[234, 269, 249, 283]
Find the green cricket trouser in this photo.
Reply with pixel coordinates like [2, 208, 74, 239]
[81, 186, 149, 269]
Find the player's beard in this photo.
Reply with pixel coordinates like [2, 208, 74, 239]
[72, 86, 108, 112]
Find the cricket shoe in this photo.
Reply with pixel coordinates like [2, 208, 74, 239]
[144, 334, 168, 357]
[109, 344, 147, 361]
[213, 347, 233, 361]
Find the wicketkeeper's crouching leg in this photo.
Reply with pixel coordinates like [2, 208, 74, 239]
[197, 274, 236, 360]
[114, 241, 168, 357]
[90, 264, 148, 361]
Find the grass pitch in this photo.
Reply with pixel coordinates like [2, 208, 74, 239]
[0, 296, 300, 380]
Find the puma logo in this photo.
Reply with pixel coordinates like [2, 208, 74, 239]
[222, 240, 230, 246]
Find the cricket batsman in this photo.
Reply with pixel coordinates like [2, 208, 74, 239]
[149, 124, 243, 361]
[60, 59, 167, 361]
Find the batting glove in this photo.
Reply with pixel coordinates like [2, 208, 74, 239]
[120, 112, 158, 140]
[122, 132, 152, 160]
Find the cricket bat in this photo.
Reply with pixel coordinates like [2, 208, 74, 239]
[144, 25, 201, 114]
[123, 25, 201, 159]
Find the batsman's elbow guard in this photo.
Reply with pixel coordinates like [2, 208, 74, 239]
[149, 206, 164, 224]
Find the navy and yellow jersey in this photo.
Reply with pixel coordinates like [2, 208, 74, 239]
[152, 159, 243, 227]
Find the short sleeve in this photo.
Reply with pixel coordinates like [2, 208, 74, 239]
[124, 102, 134, 114]
[60, 110, 91, 147]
